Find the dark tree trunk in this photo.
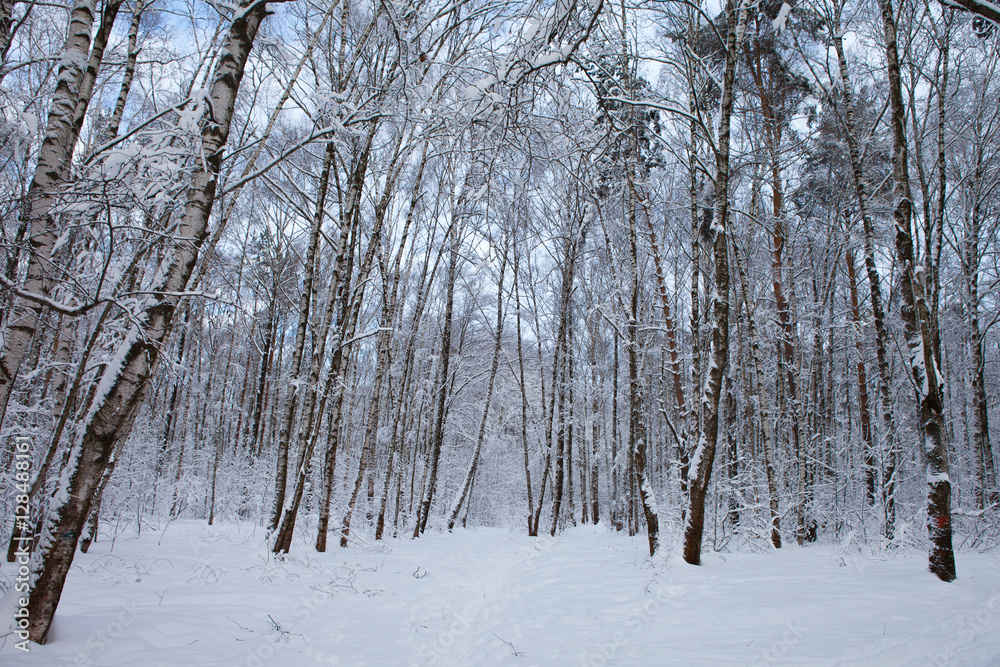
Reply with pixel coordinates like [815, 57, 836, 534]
[682, 0, 745, 566]
[878, 0, 955, 581]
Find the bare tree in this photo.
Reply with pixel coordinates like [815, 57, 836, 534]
[24, 0, 285, 641]
[682, 0, 748, 566]
[878, 0, 956, 581]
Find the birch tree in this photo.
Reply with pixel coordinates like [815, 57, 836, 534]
[24, 0, 284, 641]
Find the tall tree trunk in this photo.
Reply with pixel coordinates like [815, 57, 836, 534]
[831, 5, 900, 540]
[962, 127, 998, 507]
[385, 210, 445, 536]
[846, 246, 876, 504]
[448, 244, 507, 530]
[549, 326, 569, 536]
[685, 13, 705, 503]
[567, 355, 576, 528]
[268, 139, 336, 532]
[372, 143, 429, 541]
[415, 214, 461, 536]
[970, 310, 996, 506]
[24, 1, 278, 642]
[275, 128, 376, 553]
[513, 232, 536, 534]
[746, 27, 806, 543]
[644, 204, 689, 505]
[279, 138, 392, 552]
[327, 134, 407, 548]
[878, 0, 955, 581]
[611, 323, 620, 530]
[280, 285, 359, 553]
[547, 207, 587, 535]
[682, 0, 746, 566]
[725, 378, 739, 528]
[627, 175, 658, 556]
[339, 287, 390, 547]
[0, 0, 99, 428]
[590, 351, 600, 525]
[732, 242, 780, 548]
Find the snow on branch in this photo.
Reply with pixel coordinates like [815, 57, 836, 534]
[940, 0, 1000, 25]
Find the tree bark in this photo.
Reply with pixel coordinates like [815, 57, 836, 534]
[0, 0, 99, 428]
[25, 0, 279, 642]
[373, 143, 429, 541]
[275, 126, 377, 553]
[627, 176, 658, 556]
[831, 4, 900, 539]
[513, 231, 536, 534]
[415, 202, 463, 536]
[268, 139, 336, 533]
[878, 0, 955, 581]
[682, 0, 746, 566]
[846, 246, 876, 504]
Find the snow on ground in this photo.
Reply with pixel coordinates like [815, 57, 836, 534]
[2, 521, 1000, 666]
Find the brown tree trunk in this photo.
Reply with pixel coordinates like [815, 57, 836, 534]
[415, 212, 462, 536]
[280, 134, 392, 551]
[547, 206, 587, 535]
[846, 246, 876, 503]
[372, 144, 429, 541]
[644, 203, 689, 508]
[878, 0, 955, 581]
[268, 139, 337, 533]
[275, 127, 378, 553]
[626, 176, 658, 556]
[513, 231, 536, 534]
[961, 125, 998, 507]
[682, 0, 746, 566]
[339, 288, 390, 547]
[746, 25, 806, 542]
[325, 135, 408, 548]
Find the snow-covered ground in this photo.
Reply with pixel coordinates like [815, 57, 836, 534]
[2, 521, 999, 666]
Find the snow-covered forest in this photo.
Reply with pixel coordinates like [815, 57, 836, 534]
[1, 0, 1000, 661]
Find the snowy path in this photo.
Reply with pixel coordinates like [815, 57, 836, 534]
[2, 521, 1000, 666]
